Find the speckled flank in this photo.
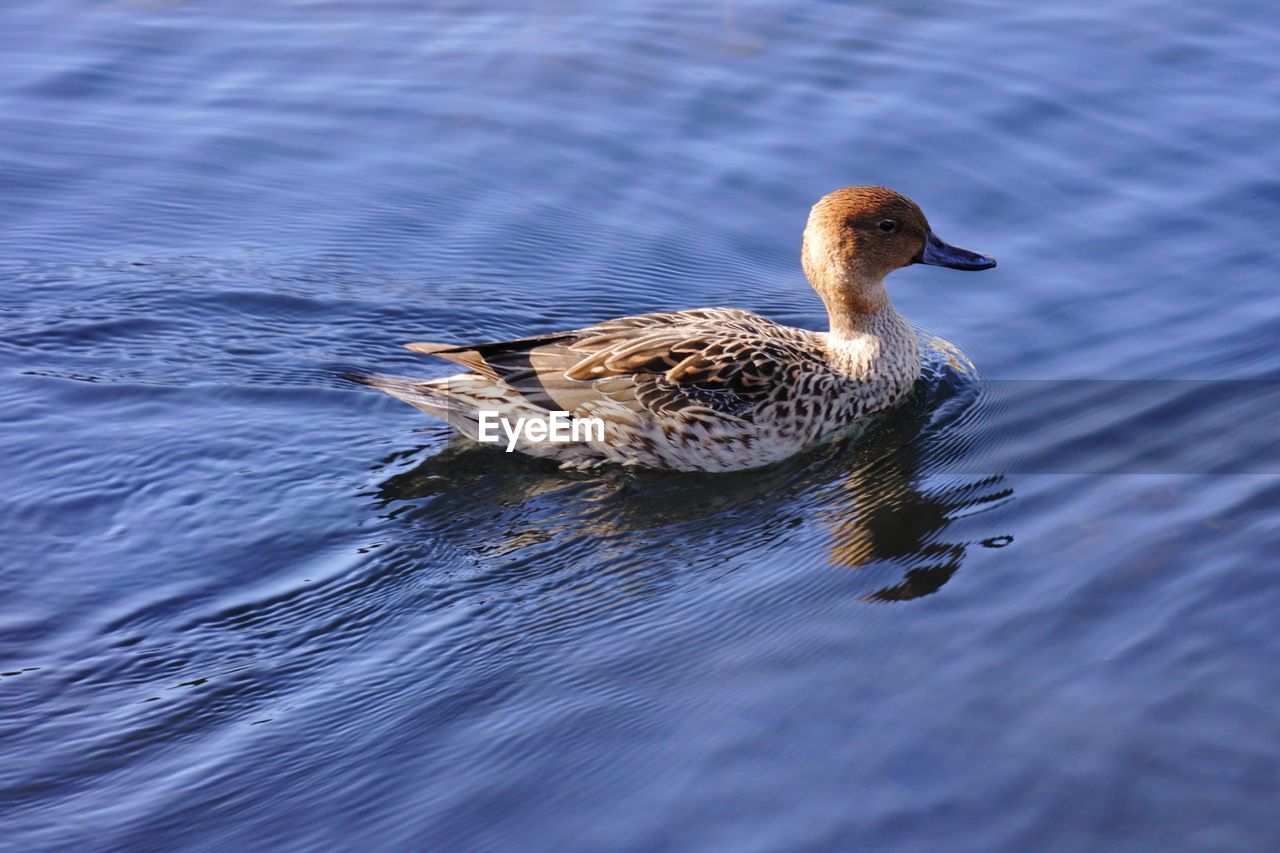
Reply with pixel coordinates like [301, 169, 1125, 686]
[362, 186, 992, 472]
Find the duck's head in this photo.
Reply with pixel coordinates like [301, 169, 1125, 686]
[801, 186, 995, 329]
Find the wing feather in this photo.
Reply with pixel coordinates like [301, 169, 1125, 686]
[405, 309, 825, 420]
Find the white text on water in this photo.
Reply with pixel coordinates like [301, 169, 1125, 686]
[476, 411, 605, 451]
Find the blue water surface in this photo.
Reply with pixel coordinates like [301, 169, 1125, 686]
[3, 1, 1279, 849]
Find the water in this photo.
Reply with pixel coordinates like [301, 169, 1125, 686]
[3, 1, 1279, 849]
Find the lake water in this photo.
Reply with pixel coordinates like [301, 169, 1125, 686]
[3, 1, 1279, 849]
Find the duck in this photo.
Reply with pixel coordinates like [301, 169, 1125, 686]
[357, 186, 995, 472]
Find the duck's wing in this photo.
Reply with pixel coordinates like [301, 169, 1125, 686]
[406, 309, 825, 420]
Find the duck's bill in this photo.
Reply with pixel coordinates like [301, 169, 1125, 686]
[917, 231, 997, 270]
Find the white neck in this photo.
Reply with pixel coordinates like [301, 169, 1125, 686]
[825, 302, 919, 381]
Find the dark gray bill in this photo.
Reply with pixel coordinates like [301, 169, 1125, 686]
[917, 231, 997, 270]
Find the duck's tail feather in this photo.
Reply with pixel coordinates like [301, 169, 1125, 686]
[347, 371, 524, 442]
[347, 370, 486, 428]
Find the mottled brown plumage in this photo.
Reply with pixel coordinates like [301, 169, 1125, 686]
[359, 186, 995, 471]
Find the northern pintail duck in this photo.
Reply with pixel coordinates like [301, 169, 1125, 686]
[359, 186, 995, 472]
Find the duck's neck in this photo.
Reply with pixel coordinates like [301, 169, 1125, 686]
[817, 275, 892, 339]
[820, 283, 919, 380]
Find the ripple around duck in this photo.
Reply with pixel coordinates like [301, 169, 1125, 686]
[361, 343, 1014, 616]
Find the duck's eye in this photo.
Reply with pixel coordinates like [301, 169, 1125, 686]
[877, 219, 897, 233]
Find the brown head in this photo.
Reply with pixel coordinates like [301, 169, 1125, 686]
[801, 186, 995, 332]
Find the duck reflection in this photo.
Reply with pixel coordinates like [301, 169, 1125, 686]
[368, 355, 1012, 604]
